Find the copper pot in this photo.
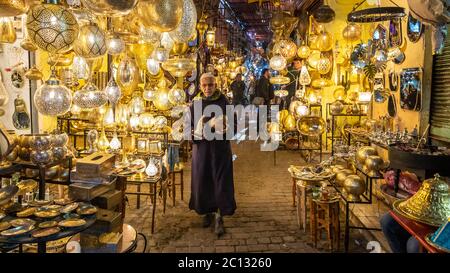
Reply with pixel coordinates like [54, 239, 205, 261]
[343, 175, 366, 201]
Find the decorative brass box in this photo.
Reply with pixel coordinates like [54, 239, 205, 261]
[76, 152, 116, 178]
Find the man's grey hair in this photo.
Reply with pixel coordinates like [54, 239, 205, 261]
[200, 72, 216, 83]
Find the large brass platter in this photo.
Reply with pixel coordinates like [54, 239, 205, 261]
[16, 179, 37, 195]
[425, 233, 450, 253]
[0, 185, 19, 206]
[16, 207, 37, 217]
[34, 210, 60, 218]
[393, 199, 444, 227]
[77, 204, 97, 215]
[38, 221, 58, 228]
[29, 199, 52, 207]
[10, 218, 36, 227]
[32, 227, 61, 238]
[53, 198, 74, 206]
[60, 203, 79, 214]
[1, 225, 34, 237]
[0, 221, 11, 232]
[58, 219, 86, 228]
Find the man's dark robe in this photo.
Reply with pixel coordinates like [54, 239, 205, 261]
[256, 76, 273, 105]
[189, 91, 236, 216]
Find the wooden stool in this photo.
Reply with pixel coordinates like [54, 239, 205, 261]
[310, 198, 340, 251]
[296, 180, 311, 232]
[168, 164, 184, 206]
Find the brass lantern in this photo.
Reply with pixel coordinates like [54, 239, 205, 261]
[136, 0, 183, 32]
[196, 16, 208, 42]
[169, 0, 197, 43]
[0, 17, 16, 44]
[206, 27, 216, 47]
[73, 23, 107, 59]
[26, 3, 79, 54]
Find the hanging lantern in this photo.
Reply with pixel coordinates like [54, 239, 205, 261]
[128, 40, 154, 71]
[26, 3, 79, 54]
[269, 75, 290, 85]
[117, 55, 140, 93]
[25, 65, 43, 81]
[317, 57, 332, 75]
[107, 34, 125, 55]
[129, 92, 145, 115]
[316, 31, 333, 52]
[153, 80, 172, 111]
[103, 106, 115, 127]
[162, 57, 196, 78]
[73, 23, 107, 59]
[299, 65, 311, 86]
[97, 128, 109, 151]
[169, 0, 197, 43]
[333, 86, 347, 101]
[269, 55, 287, 71]
[143, 84, 157, 102]
[297, 45, 311, 59]
[20, 35, 38, 51]
[168, 87, 186, 105]
[72, 56, 90, 80]
[206, 28, 216, 47]
[196, 16, 208, 42]
[136, 0, 183, 32]
[343, 23, 361, 42]
[0, 0, 28, 17]
[273, 39, 297, 62]
[73, 81, 108, 109]
[104, 74, 121, 105]
[152, 46, 169, 63]
[139, 25, 161, 44]
[0, 17, 17, 43]
[139, 113, 154, 130]
[80, 0, 138, 17]
[109, 132, 121, 151]
[146, 58, 160, 75]
[34, 69, 72, 116]
[129, 114, 140, 129]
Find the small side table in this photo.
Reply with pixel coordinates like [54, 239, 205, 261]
[310, 198, 340, 251]
[295, 179, 323, 232]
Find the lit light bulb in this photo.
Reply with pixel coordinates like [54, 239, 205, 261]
[143, 85, 157, 102]
[130, 115, 140, 129]
[107, 34, 125, 55]
[103, 106, 115, 127]
[129, 94, 145, 115]
[269, 55, 287, 71]
[139, 113, 154, 130]
[104, 75, 121, 105]
[109, 133, 121, 150]
[145, 160, 158, 177]
[309, 92, 318, 104]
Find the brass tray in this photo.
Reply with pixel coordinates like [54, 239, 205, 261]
[77, 204, 97, 216]
[38, 221, 58, 229]
[60, 203, 79, 214]
[393, 200, 443, 227]
[0, 213, 5, 221]
[53, 198, 74, 206]
[58, 219, 86, 228]
[63, 213, 80, 220]
[0, 221, 11, 232]
[42, 204, 62, 211]
[0, 185, 19, 206]
[1, 225, 34, 237]
[29, 200, 52, 207]
[34, 210, 60, 219]
[10, 218, 36, 227]
[17, 207, 37, 217]
[32, 227, 61, 238]
[425, 233, 450, 253]
[16, 179, 38, 196]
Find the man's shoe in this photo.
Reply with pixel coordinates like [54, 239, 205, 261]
[214, 215, 225, 237]
[202, 213, 214, 228]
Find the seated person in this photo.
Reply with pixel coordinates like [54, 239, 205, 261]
[380, 212, 420, 253]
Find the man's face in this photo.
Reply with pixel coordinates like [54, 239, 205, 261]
[293, 60, 302, 70]
[200, 77, 216, 97]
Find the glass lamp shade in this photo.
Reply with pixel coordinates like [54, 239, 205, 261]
[97, 128, 110, 151]
[0, 17, 16, 43]
[34, 71, 72, 116]
[147, 58, 160, 75]
[317, 57, 332, 75]
[129, 94, 145, 115]
[297, 45, 311, 59]
[358, 91, 372, 103]
[129, 114, 140, 129]
[145, 160, 159, 177]
[153, 116, 168, 130]
[73, 81, 108, 109]
[109, 134, 121, 150]
[299, 65, 311, 86]
[343, 23, 361, 42]
[169, 0, 197, 43]
[139, 113, 154, 130]
[274, 89, 289, 98]
[117, 56, 140, 92]
[168, 87, 186, 105]
[269, 55, 287, 71]
[152, 46, 169, 63]
[160, 32, 174, 51]
[154, 88, 172, 111]
[273, 39, 297, 62]
[162, 58, 196, 78]
[136, 0, 183, 32]
[316, 31, 333, 52]
[103, 106, 115, 127]
[80, 0, 138, 17]
[269, 75, 290, 85]
[107, 34, 125, 55]
[26, 4, 79, 54]
[73, 23, 107, 59]
[104, 75, 121, 105]
[206, 28, 215, 47]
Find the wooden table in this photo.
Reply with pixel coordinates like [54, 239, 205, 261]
[389, 210, 442, 253]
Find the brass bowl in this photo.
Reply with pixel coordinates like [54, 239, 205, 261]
[365, 155, 384, 177]
[343, 174, 366, 202]
[335, 169, 354, 187]
[331, 165, 345, 173]
[297, 116, 326, 137]
[356, 146, 377, 166]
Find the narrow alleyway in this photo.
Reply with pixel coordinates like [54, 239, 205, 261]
[125, 141, 377, 253]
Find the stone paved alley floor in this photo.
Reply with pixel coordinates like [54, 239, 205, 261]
[125, 141, 386, 253]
